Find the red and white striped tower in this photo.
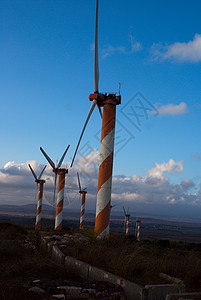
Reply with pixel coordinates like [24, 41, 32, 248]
[35, 179, 45, 231]
[79, 191, 87, 229]
[94, 99, 120, 238]
[40, 146, 70, 231]
[54, 169, 68, 231]
[28, 164, 46, 232]
[70, 0, 121, 238]
[126, 214, 130, 236]
[136, 220, 141, 241]
[77, 172, 87, 230]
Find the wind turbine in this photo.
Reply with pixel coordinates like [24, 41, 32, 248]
[123, 206, 130, 236]
[136, 219, 141, 241]
[40, 146, 70, 230]
[71, 0, 121, 239]
[77, 172, 87, 230]
[28, 164, 46, 231]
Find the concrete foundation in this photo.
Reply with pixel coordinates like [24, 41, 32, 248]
[41, 236, 186, 300]
[65, 256, 145, 300]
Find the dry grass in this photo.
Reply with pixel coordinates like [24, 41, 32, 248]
[62, 229, 201, 291]
[0, 223, 81, 282]
[1, 223, 201, 293]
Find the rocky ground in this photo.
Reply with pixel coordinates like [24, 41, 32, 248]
[0, 223, 125, 299]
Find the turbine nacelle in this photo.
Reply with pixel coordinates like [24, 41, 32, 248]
[123, 206, 130, 218]
[79, 190, 87, 194]
[89, 92, 121, 106]
[35, 179, 45, 184]
[28, 164, 47, 203]
[40, 146, 70, 204]
[77, 172, 87, 194]
[53, 168, 68, 175]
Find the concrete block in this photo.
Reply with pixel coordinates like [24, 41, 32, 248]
[47, 241, 53, 255]
[166, 292, 201, 300]
[88, 265, 106, 281]
[52, 245, 65, 265]
[40, 237, 47, 252]
[145, 283, 185, 300]
[159, 273, 184, 285]
[65, 256, 90, 279]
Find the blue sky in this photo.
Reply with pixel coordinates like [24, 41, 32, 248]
[0, 0, 201, 219]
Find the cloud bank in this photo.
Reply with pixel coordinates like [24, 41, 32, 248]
[0, 151, 200, 219]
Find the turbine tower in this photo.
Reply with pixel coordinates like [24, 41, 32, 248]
[40, 146, 70, 230]
[77, 172, 87, 230]
[123, 207, 130, 236]
[136, 220, 141, 241]
[28, 164, 46, 231]
[71, 0, 121, 239]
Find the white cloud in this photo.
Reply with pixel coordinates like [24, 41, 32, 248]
[147, 158, 183, 178]
[151, 34, 201, 63]
[102, 45, 126, 58]
[156, 102, 188, 115]
[102, 34, 142, 58]
[129, 34, 143, 52]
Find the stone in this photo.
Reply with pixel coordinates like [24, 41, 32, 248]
[52, 235, 62, 240]
[52, 294, 65, 299]
[32, 279, 40, 283]
[28, 286, 46, 294]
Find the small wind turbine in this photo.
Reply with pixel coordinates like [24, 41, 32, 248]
[28, 164, 46, 231]
[77, 172, 87, 230]
[123, 206, 130, 236]
[40, 145, 70, 230]
[71, 0, 121, 239]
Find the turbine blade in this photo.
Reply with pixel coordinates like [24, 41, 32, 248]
[38, 165, 47, 180]
[94, 0, 99, 93]
[123, 206, 126, 215]
[53, 173, 57, 205]
[77, 172, 81, 191]
[57, 145, 70, 168]
[40, 147, 55, 169]
[71, 100, 97, 167]
[34, 183, 38, 203]
[97, 104, 102, 118]
[28, 164, 37, 180]
[79, 193, 81, 206]
[111, 204, 120, 208]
